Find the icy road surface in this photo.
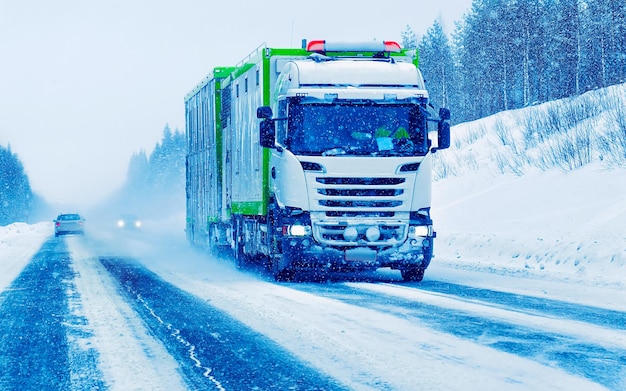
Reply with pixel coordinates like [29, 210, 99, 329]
[1, 230, 625, 390]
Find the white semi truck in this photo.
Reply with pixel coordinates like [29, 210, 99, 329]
[185, 40, 450, 281]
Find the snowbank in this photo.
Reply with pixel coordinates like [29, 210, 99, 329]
[0, 222, 51, 291]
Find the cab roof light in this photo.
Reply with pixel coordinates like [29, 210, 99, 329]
[384, 41, 402, 52]
[306, 40, 326, 52]
[306, 40, 402, 53]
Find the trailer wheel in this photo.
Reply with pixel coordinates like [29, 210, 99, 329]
[233, 219, 248, 268]
[401, 267, 425, 282]
[208, 223, 219, 248]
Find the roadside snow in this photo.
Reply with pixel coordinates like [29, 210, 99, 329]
[0, 222, 50, 292]
[430, 161, 626, 316]
[434, 164, 626, 289]
[66, 237, 188, 391]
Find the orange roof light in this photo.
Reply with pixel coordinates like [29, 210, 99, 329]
[383, 41, 402, 52]
[306, 40, 402, 53]
[306, 40, 326, 52]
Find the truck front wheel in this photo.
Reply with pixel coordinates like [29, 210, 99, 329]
[273, 263, 295, 282]
[269, 252, 295, 281]
[401, 267, 425, 282]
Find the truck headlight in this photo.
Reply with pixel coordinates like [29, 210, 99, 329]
[409, 225, 431, 238]
[285, 224, 311, 236]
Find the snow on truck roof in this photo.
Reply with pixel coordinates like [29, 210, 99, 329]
[286, 59, 424, 88]
[185, 41, 421, 100]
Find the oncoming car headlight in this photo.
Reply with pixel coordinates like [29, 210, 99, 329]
[408, 225, 432, 238]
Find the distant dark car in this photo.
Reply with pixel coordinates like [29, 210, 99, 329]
[117, 214, 142, 229]
[53, 213, 85, 237]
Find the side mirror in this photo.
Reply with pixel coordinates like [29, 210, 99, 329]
[437, 121, 451, 150]
[259, 119, 276, 148]
[439, 107, 451, 121]
[257, 106, 273, 119]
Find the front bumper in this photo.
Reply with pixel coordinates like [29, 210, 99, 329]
[279, 235, 433, 272]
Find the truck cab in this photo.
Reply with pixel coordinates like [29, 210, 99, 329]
[256, 40, 451, 280]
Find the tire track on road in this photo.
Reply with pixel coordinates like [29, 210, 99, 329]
[0, 237, 104, 391]
[416, 280, 626, 330]
[293, 281, 626, 390]
[100, 256, 348, 391]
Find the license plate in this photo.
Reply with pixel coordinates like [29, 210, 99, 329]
[345, 248, 377, 262]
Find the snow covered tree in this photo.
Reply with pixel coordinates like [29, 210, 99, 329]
[419, 20, 456, 111]
[407, 0, 624, 123]
[579, 0, 626, 89]
[543, 0, 582, 100]
[401, 25, 418, 49]
[452, 0, 500, 120]
[126, 150, 150, 193]
[114, 124, 187, 217]
[0, 145, 33, 225]
[148, 124, 185, 192]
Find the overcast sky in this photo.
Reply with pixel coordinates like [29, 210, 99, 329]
[0, 0, 472, 210]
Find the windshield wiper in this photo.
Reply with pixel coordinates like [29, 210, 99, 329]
[373, 150, 406, 156]
[322, 147, 347, 156]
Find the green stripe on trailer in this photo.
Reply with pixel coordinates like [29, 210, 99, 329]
[231, 201, 264, 216]
[231, 62, 256, 80]
[213, 66, 235, 209]
[260, 49, 274, 217]
[265, 47, 309, 57]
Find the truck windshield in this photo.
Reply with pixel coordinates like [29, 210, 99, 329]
[286, 102, 428, 157]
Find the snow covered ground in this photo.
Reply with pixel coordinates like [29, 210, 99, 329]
[432, 83, 626, 295]
[434, 164, 626, 302]
[0, 222, 50, 292]
[2, 85, 625, 390]
[3, 168, 625, 390]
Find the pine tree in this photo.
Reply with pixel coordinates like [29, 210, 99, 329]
[409, 0, 625, 123]
[116, 124, 187, 216]
[401, 25, 418, 49]
[126, 150, 150, 192]
[580, 0, 626, 89]
[419, 21, 455, 111]
[543, 0, 581, 99]
[0, 145, 34, 225]
[147, 124, 186, 192]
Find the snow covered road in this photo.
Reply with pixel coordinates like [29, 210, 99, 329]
[157, 261, 625, 391]
[0, 228, 624, 390]
[0, 238, 104, 390]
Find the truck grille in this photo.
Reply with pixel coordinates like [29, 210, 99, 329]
[314, 176, 407, 212]
[316, 177, 405, 185]
[310, 176, 411, 247]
